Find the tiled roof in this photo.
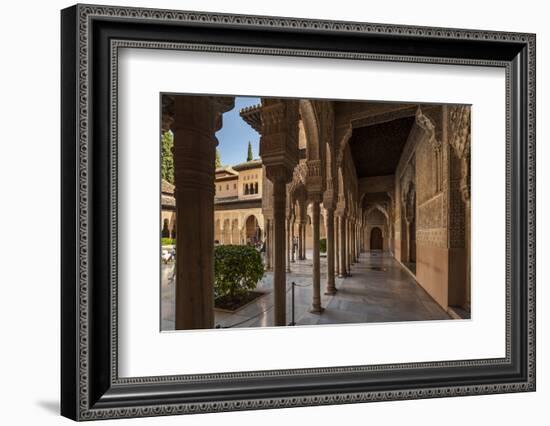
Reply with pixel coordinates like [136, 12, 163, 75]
[232, 158, 262, 171]
[161, 179, 174, 194]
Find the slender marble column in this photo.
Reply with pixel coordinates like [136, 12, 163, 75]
[325, 208, 337, 295]
[272, 181, 288, 326]
[338, 214, 348, 277]
[286, 217, 292, 272]
[298, 220, 304, 260]
[300, 221, 306, 260]
[265, 218, 272, 270]
[335, 216, 340, 276]
[353, 223, 359, 263]
[346, 219, 353, 276]
[310, 199, 323, 313]
[270, 220, 275, 269]
[291, 217, 296, 263]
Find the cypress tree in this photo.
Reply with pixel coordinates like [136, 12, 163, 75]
[246, 141, 253, 162]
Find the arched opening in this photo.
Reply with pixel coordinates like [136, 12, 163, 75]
[370, 227, 383, 250]
[365, 207, 387, 251]
[245, 215, 261, 245]
[161, 218, 170, 238]
[222, 219, 231, 244]
[231, 219, 240, 244]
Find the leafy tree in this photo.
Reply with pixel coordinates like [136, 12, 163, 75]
[161, 131, 174, 184]
[246, 141, 253, 162]
[214, 245, 264, 300]
[216, 148, 222, 168]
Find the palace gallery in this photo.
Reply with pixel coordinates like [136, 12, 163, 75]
[161, 96, 471, 330]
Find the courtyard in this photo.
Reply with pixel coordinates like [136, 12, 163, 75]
[161, 249, 449, 330]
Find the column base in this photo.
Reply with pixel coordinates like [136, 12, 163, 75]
[309, 306, 325, 314]
[324, 288, 337, 296]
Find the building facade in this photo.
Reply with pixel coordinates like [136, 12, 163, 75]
[213, 160, 264, 245]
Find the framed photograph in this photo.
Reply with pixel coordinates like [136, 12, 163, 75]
[61, 4, 536, 421]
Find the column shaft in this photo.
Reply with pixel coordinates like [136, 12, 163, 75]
[173, 103, 217, 330]
[273, 182, 287, 326]
[325, 209, 336, 295]
[286, 218, 292, 272]
[338, 215, 347, 277]
[311, 201, 323, 312]
[335, 216, 340, 276]
[291, 218, 296, 263]
[265, 219, 272, 270]
[301, 222, 306, 260]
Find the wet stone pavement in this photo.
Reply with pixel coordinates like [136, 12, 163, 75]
[161, 250, 450, 331]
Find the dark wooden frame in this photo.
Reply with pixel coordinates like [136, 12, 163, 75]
[61, 4, 536, 421]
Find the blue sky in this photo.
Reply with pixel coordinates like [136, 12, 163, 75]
[215, 97, 261, 166]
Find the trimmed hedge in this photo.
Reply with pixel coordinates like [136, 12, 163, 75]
[214, 245, 264, 300]
[161, 237, 175, 246]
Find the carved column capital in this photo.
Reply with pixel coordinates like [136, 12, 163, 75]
[416, 107, 442, 151]
[305, 159, 323, 194]
[259, 99, 300, 180]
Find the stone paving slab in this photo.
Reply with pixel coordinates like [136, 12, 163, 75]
[160, 249, 450, 331]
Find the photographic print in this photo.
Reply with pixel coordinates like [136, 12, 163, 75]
[160, 96, 471, 331]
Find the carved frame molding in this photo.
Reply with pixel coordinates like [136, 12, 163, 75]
[61, 4, 535, 420]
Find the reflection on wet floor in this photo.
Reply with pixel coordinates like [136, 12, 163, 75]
[161, 250, 450, 331]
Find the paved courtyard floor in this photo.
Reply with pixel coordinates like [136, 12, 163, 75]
[161, 250, 450, 330]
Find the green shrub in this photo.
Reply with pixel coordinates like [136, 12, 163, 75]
[319, 238, 327, 253]
[214, 245, 264, 300]
[161, 237, 175, 246]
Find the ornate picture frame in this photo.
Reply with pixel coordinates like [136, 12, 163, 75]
[61, 4, 536, 421]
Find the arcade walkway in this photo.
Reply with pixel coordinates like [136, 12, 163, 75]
[161, 251, 449, 330]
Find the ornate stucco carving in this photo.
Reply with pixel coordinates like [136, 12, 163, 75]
[448, 105, 471, 203]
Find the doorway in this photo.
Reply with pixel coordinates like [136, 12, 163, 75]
[370, 227, 383, 250]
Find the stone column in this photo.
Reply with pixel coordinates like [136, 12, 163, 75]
[338, 214, 348, 277]
[265, 218, 272, 270]
[353, 221, 358, 262]
[351, 220, 356, 263]
[346, 219, 353, 275]
[355, 223, 359, 261]
[335, 216, 340, 276]
[300, 221, 306, 260]
[272, 179, 288, 326]
[173, 95, 234, 330]
[325, 207, 337, 295]
[286, 216, 292, 272]
[269, 219, 275, 269]
[258, 99, 299, 326]
[290, 216, 296, 263]
[310, 198, 324, 313]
